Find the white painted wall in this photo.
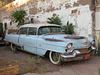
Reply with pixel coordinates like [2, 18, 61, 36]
[1, 0, 93, 37]
[96, 12, 100, 30]
[95, 8, 100, 41]
[32, 5, 92, 37]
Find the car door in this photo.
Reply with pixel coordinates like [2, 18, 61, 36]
[22, 27, 37, 54]
[18, 27, 28, 50]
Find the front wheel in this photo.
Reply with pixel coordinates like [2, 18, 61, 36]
[49, 51, 63, 65]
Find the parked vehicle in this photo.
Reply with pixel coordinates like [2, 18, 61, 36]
[4, 24, 96, 65]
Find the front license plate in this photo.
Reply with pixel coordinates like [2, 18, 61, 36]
[85, 54, 90, 60]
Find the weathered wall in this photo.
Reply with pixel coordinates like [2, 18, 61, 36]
[0, 0, 95, 37]
[0, 0, 13, 3]
[95, 0, 100, 41]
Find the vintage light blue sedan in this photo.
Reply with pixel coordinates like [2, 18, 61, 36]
[4, 24, 96, 65]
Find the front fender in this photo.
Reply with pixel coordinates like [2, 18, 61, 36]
[37, 38, 72, 56]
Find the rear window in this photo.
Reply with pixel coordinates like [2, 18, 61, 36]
[39, 26, 62, 35]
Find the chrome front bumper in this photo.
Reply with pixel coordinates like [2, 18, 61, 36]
[61, 47, 96, 61]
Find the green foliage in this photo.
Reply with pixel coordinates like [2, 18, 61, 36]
[24, 66, 31, 73]
[47, 15, 62, 25]
[13, 49, 18, 53]
[41, 64, 48, 72]
[62, 21, 74, 34]
[26, 55, 41, 64]
[11, 10, 26, 27]
[98, 68, 100, 75]
[26, 55, 35, 64]
[35, 56, 41, 64]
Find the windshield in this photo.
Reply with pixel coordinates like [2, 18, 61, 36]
[39, 26, 63, 35]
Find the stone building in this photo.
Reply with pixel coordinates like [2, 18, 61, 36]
[0, 0, 96, 38]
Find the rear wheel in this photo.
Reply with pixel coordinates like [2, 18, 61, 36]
[11, 43, 16, 51]
[49, 51, 63, 65]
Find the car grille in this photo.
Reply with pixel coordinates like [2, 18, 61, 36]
[76, 48, 88, 52]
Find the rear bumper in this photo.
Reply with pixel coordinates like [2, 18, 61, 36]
[61, 46, 96, 62]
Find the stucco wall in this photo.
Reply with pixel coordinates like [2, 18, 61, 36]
[95, 1, 100, 41]
[0, 0, 95, 37]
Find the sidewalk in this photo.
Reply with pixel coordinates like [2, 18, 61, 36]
[24, 62, 100, 75]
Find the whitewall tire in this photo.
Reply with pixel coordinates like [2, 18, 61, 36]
[49, 51, 63, 65]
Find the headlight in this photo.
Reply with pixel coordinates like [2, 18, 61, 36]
[91, 40, 95, 45]
[66, 43, 73, 49]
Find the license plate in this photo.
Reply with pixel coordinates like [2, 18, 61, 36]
[85, 54, 90, 60]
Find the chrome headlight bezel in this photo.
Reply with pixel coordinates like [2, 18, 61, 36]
[66, 43, 73, 49]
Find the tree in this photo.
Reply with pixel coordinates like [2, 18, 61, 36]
[11, 10, 26, 27]
[62, 21, 75, 34]
[47, 15, 62, 25]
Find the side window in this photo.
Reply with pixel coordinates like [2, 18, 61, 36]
[19, 28, 27, 34]
[28, 27, 37, 35]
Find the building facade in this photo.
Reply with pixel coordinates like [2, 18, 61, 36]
[95, 0, 100, 40]
[0, 0, 95, 38]
[0, 0, 15, 4]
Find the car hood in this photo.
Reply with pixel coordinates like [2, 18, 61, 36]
[43, 34, 89, 48]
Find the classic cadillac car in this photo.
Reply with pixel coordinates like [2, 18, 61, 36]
[4, 24, 96, 65]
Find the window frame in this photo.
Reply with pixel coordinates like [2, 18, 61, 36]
[28, 27, 37, 35]
[16, 27, 28, 35]
[38, 26, 62, 35]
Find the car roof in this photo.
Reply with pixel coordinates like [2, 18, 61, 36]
[20, 23, 61, 28]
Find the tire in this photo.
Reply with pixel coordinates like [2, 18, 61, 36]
[49, 51, 63, 65]
[11, 43, 16, 51]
